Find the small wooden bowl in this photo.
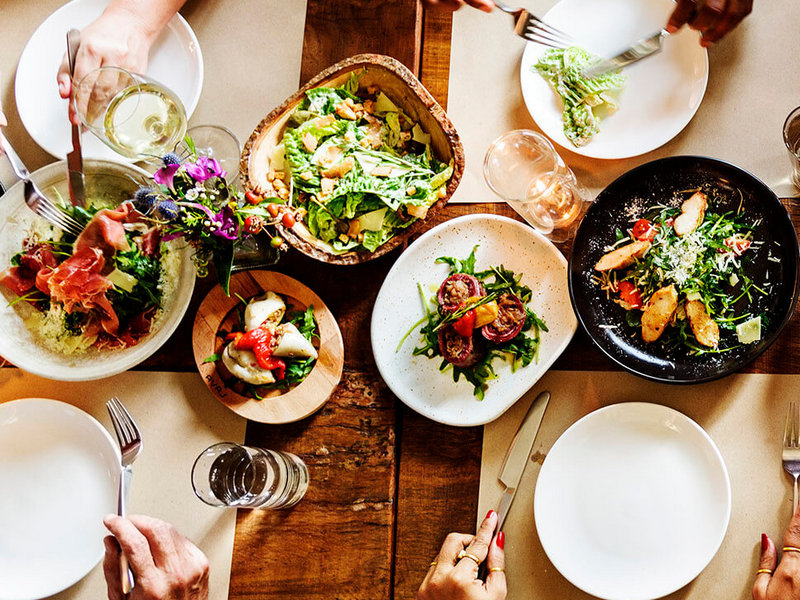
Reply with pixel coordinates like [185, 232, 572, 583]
[192, 271, 344, 424]
[240, 53, 465, 265]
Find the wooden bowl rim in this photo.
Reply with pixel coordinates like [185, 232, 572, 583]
[192, 271, 344, 424]
[239, 53, 465, 266]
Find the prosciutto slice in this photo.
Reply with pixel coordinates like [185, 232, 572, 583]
[47, 247, 120, 335]
[74, 204, 132, 262]
[0, 243, 59, 296]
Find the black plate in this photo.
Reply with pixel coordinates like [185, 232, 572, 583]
[569, 156, 800, 384]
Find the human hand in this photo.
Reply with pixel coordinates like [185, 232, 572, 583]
[753, 501, 800, 600]
[103, 514, 210, 600]
[56, 6, 156, 124]
[422, 0, 495, 13]
[417, 510, 507, 600]
[666, 0, 753, 47]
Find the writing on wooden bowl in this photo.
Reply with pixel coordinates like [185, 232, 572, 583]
[192, 271, 344, 424]
[240, 53, 464, 265]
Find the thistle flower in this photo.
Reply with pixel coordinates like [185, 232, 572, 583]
[161, 152, 181, 166]
[155, 199, 179, 221]
[132, 187, 157, 214]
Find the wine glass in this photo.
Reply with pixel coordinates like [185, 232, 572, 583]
[73, 66, 187, 161]
[484, 130, 589, 243]
[185, 124, 241, 183]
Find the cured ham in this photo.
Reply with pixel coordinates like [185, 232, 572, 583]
[437, 274, 485, 313]
[481, 294, 526, 343]
[74, 204, 132, 262]
[0, 243, 59, 296]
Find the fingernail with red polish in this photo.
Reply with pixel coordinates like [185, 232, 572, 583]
[762, 533, 769, 552]
[486, 509, 496, 520]
[497, 531, 505, 549]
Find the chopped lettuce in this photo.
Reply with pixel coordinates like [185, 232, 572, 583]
[534, 46, 626, 147]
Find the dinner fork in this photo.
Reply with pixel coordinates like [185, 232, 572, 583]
[0, 132, 83, 237]
[107, 397, 143, 596]
[492, 1, 575, 49]
[783, 401, 800, 515]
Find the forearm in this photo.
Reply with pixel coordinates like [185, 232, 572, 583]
[101, 0, 189, 43]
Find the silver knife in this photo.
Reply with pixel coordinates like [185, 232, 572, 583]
[581, 29, 669, 79]
[66, 29, 85, 207]
[495, 390, 550, 530]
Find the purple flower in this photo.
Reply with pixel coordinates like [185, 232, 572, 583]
[185, 156, 227, 182]
[156, 199, 179, 221]
[209, 206, 239, 240]
[154, 164, 181, 188]
[161, 152, 181, 166]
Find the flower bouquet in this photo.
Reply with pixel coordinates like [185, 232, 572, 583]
[132, 139, 299, 294]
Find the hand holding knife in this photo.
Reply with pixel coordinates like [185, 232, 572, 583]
[66, 28, 85, 208]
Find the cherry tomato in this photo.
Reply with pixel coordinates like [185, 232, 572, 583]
[281, 212, 296, 228]
[452, 309, 476, 337]
[632, 219, 657, 242]
[243, 215, 264, 235]
[245, 191, 262, 205]
[724, 237, 751, 255]
[617, 280, 643, 309]
[266, 203, 280, 218]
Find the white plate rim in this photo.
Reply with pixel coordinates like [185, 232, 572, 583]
[519, 0, 709, 160]
[370, 214, 577, 427]
[0, 397, 120, 600]
[14, 0, 204, 161]
[534, 401, 732, 600]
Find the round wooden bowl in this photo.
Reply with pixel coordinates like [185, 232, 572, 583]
[240, 53, 465, 265]
[192, 271, 344, 424]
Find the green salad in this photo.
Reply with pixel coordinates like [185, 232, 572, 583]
[278, 74, 454, 253]
[534, 46, 626, 147]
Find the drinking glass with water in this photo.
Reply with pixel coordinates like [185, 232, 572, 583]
[191, 443, 309, 509]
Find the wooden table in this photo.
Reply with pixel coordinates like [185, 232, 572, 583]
[7, 1, 796, 598]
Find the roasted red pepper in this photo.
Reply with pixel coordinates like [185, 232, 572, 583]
[452, 309, 476, 337]
[235, 326, 276, 370]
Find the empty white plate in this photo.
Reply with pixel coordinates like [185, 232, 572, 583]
[15, 0, 204, 161]
[534, 402, 731, 600]
[520, 0, 708, 159]
[0, 398, 119, 600]
[371, 214, 577, 426]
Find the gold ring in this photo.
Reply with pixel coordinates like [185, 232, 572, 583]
[489, 567, 505, 573]
[756, 569, 773, 575]
[457, 549, 482, 565]
[783, 547, 800, 553]
[429, 561, 437, 568]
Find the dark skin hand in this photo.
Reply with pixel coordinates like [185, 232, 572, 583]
[666, 0, 753, 47]
[754, 501, 800, 600]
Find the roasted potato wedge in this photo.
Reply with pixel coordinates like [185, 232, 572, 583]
[641, 285, 678, 342]
[685, 300, 720, 347]
[594, 240, 651, 272]
[673, 192, 708, 236]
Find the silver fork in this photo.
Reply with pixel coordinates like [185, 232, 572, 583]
[0, 132, 83, 237]
[783, 400, 800, 515]
[492, 1, 574, 49]
[107, 397, 143, 596]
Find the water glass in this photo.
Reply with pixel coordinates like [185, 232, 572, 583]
[191, 442, 309, 509]
[73, 66, 187, 161]
[185, 124, 242, 183]
[783, 106, 800, 189]
[484, 130, 589, 243]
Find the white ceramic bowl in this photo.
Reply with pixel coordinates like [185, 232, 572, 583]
[0, 160, 195, 380]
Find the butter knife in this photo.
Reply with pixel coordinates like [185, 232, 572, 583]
[66, 29, 85, 207]
[495, 390, 550, 530]
[581, 29, 669, 79]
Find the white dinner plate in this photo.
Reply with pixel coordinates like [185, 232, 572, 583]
[371, 214, 577, 426]
[0, 398, 119, 600]
[15, 0, 204, 161]
[520, 0, 708, 159]
[535, 402, 731, 600]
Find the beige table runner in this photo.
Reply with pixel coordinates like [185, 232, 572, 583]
[448, 1, 800, 202]
[0, 370, 246, 600]
[479, 370, 796, 600]
[0, 0, 307, 180]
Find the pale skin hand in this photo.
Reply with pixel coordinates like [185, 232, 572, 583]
[666, 0, 753, 47]
[417, 510, 507, 600]
[57, 0, 187, 124]
[421, 0, 495, 13]
[754, 501, 800, 600]
[103, 515, 210, 600]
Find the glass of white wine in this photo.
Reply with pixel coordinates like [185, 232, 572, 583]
[73, 66, 187, 161]
[484, 130, 590, 243]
